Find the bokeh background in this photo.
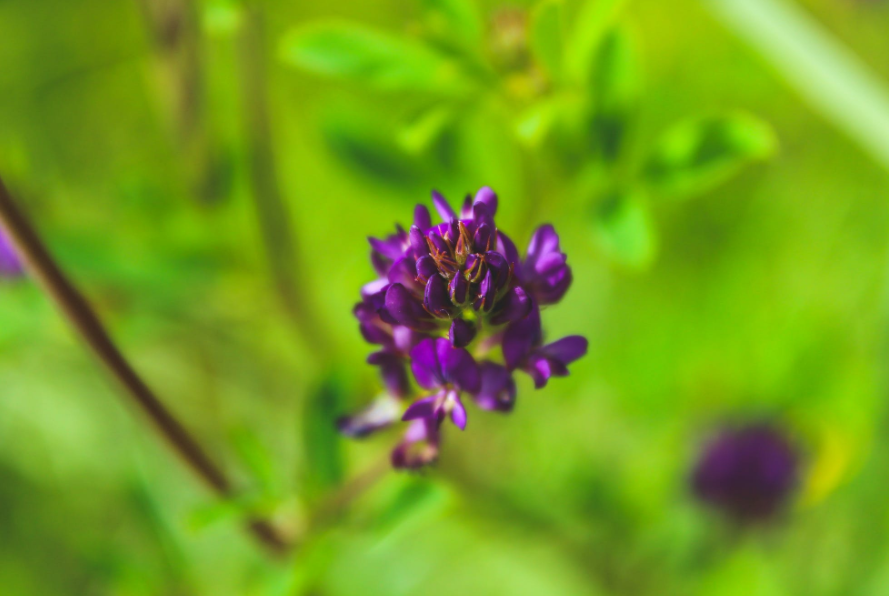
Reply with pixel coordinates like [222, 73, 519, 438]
[2, 0, 889, 593]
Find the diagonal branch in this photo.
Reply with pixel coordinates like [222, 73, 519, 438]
[0, 175, 289, 557]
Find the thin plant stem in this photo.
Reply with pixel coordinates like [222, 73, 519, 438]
[0, 175, 289, 557]
[237, 5, 331, 356]
[136, 0, 218, 201]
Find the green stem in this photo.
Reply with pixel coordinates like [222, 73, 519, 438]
[237, 5, 331, 355]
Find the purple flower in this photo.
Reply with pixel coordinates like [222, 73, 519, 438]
[692, 423, 800, 522]
[0, 228, 23, 278]
[502, 306, 588, 388]
[342, 187, 587, 469]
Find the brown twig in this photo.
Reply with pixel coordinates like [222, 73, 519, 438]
[0, 175, 289, 556]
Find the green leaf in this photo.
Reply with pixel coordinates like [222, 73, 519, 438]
[530, 1, 564, 81]
[397, 105, 454, 155]
[324, 113, 433, 187]
[592, 189, 657, 269]
[642, 113, 777, 198]
[515, 96, 563, 147]
[565, 0, 625, 83]
[302, 372, 346, 497]
[422, 0, 483, 48]
[590, 26, 640, 161]
[280, 21, 469, 95]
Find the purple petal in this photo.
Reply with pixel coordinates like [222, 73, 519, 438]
[410, 225, 430, 258]
[485, 251, 510, 290]
[424, 274, 452, 318]
[367, 351, 411, 397]
[473, 187, 498, 216]
[489, 286, 532, 325]
[391, 418, 440, 470]
[541, 335, 588, 365]
[361, 278, 390, 300]
[526, 354, 554, 388]
[473, 223, 492, 252]
[524, 224, 561, 272]
[337, 396, 402, 438]
[450, 394, 467, 430]
[474, 362, 517, 412]
[388, 256, 420, 289]
[413, 204, 432, 231]
[369, 236, 405, 260]
[427, 230, 450, 255]
[383, 283, 433, 329]
[402, 395, 440, 421]
[449, 273, 468, 305]
[502, 306, 542, 370]
[432, 190, 457, 221]
[534, 266, 573, 305]
[474, 269, 496, 312]
[497, 231, 521, 273]
[410, 338, 442, 389]
[460, 194, 474, 219]
[449, 318, 477, 348]
[436, 338, 481, 393]
[472, 201, 494, 229]
[416, 255, 439, 281]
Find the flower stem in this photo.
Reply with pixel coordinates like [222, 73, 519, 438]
[0, 175, 289, 557]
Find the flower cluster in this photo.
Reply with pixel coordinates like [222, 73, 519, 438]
[340, 187, 587, 469]
[692, 423, 800, 522]
[0, 228, 23, 278]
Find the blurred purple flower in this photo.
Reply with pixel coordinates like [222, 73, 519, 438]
[342, 187, 587, 469]
[692, 423, 800, 522]
[0, 228, 23, 278]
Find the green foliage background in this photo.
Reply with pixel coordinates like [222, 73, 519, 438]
[1, 0, 889, 594]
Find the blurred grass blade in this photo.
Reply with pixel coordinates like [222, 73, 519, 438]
[302, 372, 346, 498]
[422, 0, 483, 48]
[565, 0, 625, 83]
[280, 21, 469, 95]
[230, 426, 278, 497]
[642, 113, 776, 198]
[530, 0, 564, 82]
[706, 0, 889, 172]
[592, 188, 657, 269]
[590, 26, 641, 161]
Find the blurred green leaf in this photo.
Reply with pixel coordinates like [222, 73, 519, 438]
[324, 113, 434, 187]
[280, 21, 469, 95]
[515, 96, 563, 147]
[592, 188, 657, 269]
[229, 426, 278, 496]
[422, 0, 483, 48]
[201, 0, 242, 38]
[369, 477, 452, 535]
[397, 105, 454, 155]
[593, 27, 640, 110]
[590, 27, 640, 161]
[565, 0, 625, 83]
[530, 1, 564, 82]
[643, 113, 777, 198]
[302, 372, 346, 497]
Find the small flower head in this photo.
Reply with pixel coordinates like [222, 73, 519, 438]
[0, 228, 23, 278]
[692, 423, 800, 522]
[343, 187, 587, 469]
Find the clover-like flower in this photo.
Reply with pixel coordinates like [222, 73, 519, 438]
[692, 423, 800, 522]
[340, 187, 588, 469]
[0, 228, 23, 278]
